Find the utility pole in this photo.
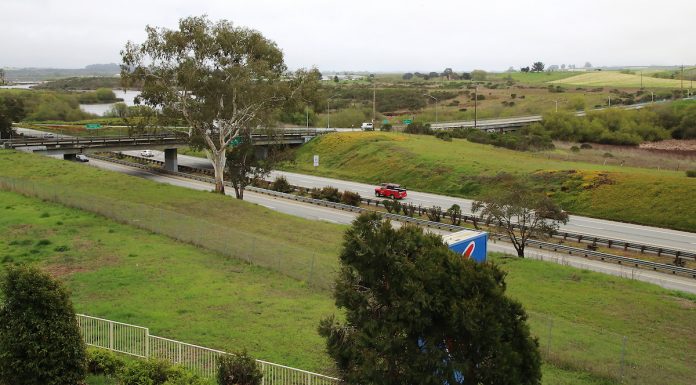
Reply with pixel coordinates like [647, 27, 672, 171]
[640, 71, 643, 89]
[608, 95, 611, 107]
[306, 106, 309, 129]
[372, 79, 376, 124]
[327, 99, 330, 129]
[474, 86, 478, 129]
[651, 91, 654, 103]
[554, 99, 559, 112]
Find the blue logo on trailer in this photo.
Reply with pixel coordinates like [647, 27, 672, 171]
[447, 232, 487, 263]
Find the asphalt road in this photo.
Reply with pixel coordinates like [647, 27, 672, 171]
[119, 149, 696, 253]
[84, 157, 696, 294]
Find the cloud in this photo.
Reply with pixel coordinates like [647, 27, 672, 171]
[1, 0, 694, 70]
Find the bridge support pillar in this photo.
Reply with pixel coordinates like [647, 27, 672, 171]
[164, 148, 178, 172]
[63, 154, 77, 161]
[254, 146, 269, 160]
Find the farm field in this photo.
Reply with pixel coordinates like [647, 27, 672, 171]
[1, 176, 695, 383]
[281, 132, 696, 232]
[552, 71, 693, 88]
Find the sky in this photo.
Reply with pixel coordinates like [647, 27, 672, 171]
[2, 0, 695, 72]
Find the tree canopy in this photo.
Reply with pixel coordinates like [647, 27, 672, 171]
[319, 213, 542, 385]
[472, 182, 568, 257]
[121, 15, 319, 193]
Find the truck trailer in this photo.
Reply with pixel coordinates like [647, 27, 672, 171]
[443, 229, 488, 263]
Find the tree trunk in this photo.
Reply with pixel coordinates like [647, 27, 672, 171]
[517, 245, 525, 258]
[210, 150, 227, 194]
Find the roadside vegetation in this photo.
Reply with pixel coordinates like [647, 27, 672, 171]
[281, 132, 696, 232]
[33, 76, 124, 91]
[0, 156, 694, 383]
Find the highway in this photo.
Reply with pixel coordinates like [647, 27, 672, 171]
[119, 149, 696, 253]
[84, 156, 696, 294]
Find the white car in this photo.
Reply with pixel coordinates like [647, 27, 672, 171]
[361, 122, 374, 131]
[140, 150, 154, 157]
[75, 154, 89, 163]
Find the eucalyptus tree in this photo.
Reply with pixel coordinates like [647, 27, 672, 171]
[121, 15, 319, 193]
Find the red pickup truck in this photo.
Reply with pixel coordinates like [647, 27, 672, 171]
[375, 183, 407, 199]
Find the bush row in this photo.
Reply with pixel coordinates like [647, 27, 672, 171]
[87, 348, 263, 385]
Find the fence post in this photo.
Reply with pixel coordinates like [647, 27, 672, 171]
[546, 318, 553, 358]
[109, 321, 114, 350]
[145, 327, 150, 359]
[620, 336, 627, 383]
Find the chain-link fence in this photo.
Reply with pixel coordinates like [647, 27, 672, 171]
[527, 310, 695, 384]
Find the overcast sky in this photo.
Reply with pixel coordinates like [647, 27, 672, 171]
[2, 0, 695, 72]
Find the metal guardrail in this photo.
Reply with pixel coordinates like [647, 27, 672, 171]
[78, 314, 340, 383]
[93, 153, 696, 263]
[87, 153, 696, 278]
[356, 198, 696, 262]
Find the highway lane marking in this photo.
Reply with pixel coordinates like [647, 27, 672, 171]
[260, 204, 276, 210]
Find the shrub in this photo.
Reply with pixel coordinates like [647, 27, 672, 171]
[309, 187, 322, 200]
[0, 265, 86, 385]
[380, 123, 392, 132]
[570, 145, 580, 153]
[603, 152, 614, 158]
[403, 122, 433, 135]
[686, 170, 696, 178]
[425, 206, 442, 222]
[434, 131, 452, 141]
[340, 191, 362, 206]
[381, 199, 401, 214]
[86, 348, 125, 376]
[319, 186, 341, 202]
[271, 176, 292, 193]
[119, 359, 203, 385]
[580, 143, 593, 149]
[216, 351, 263, 385]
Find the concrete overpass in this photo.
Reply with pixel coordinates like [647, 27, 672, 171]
[2, 129, 326, 172]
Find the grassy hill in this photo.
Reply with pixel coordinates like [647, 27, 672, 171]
[551, 71, 690, 88]
[1, 150, 695, 384]
[280, 132, 696, 232]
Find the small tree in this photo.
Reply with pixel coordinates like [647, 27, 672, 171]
[532, 62, 545, 72]
[216, 351, 263, 385]
[472, 183, 568, 257]
[226, 130, 281, 199]
[0, 265, 86, 385]
[446, 204, 462, 225]
[471, 69, 487, 81]
[319, 213, 542, 385]
[0, 96, 25, 139]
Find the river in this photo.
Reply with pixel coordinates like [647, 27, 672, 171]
[79, 89, 141, 116]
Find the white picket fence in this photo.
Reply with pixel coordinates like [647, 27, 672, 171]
[77, 314, 340, 384]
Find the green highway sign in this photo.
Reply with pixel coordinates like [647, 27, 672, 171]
[403, 119, 413, 124]
[85, 123, 102, 129]
[382, 119, 389, 124]
[229, 137, 243, 147]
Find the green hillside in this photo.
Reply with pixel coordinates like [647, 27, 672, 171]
[281, 132, 696, 232]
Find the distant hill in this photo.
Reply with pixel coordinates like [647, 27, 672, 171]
[3, 63, 121, 81]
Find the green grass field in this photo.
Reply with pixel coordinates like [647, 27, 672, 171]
[0, 150, 345, 289]
[1, 150, 696, 383]
[2, 186, 695, 383]
[552, 71, 692, 88]
[280, 132, 696, 232]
